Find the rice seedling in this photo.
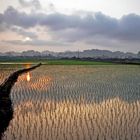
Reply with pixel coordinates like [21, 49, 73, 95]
[0, 65, 140, 140]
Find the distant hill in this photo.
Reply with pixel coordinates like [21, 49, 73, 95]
[0, 49, 139, 59]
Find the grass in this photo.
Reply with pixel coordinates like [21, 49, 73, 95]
[0, 59, 114, 65]
[42, 60, 113, 65]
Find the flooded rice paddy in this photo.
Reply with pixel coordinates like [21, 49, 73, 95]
[0, 65, 140, 140]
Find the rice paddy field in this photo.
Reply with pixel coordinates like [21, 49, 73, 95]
[0, 64, 140, 140]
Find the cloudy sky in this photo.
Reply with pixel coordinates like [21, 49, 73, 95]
[0, 0, 140, 52]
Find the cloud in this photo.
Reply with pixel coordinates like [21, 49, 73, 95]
[48, 3, 56, 12]
[2, 39, 69, 46]
[2, 6, 40, 28]
[0, 6, 140, 45]
[116, 14, 140, 41]
[19, 0, 41, 9]
[11, 26, 38, 39]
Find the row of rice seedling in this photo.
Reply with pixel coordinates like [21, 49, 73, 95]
[0, 65, 140, 140]
[4, 98, 140, 140]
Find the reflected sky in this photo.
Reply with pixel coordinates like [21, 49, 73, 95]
[0, 65, 140, 140]
[12, 65, 140, 104]
[4, 98, 140, 140]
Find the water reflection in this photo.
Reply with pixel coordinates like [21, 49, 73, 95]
[1, 65, 140, 140]
[25, 64, 31, 82]
[26, 72, 31, 82]
[0, 63, 41, 139]
[4, 98, 140, 140]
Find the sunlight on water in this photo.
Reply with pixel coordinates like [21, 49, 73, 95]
[26, 72, 31, 82]
[0, 65, 140, 140]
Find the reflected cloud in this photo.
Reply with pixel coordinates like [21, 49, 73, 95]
[0, 65, 140, 140]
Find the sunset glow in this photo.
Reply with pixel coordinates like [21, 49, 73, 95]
[0, 0, 139, 140]
[0, 0, 140, 52]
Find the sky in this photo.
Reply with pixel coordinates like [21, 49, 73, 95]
[0, 0, 140, 53]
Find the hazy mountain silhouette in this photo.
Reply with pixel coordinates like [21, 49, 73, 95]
[0, 49, 139, 58]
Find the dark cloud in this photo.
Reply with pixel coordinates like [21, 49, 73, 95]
[0, 13, 8, 31]
[0, 6, 140, 43]
[11, 26, 38, 39]
[0, 14, 3, 23]
[40, 13, 82, 30]
[116, 14, 140, 41]
[3, 6, 40, 28]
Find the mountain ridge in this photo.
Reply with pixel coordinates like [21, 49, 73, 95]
[0, 49, 139, 59]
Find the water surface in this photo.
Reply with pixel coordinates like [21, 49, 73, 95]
[0, 65, 140, 140]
